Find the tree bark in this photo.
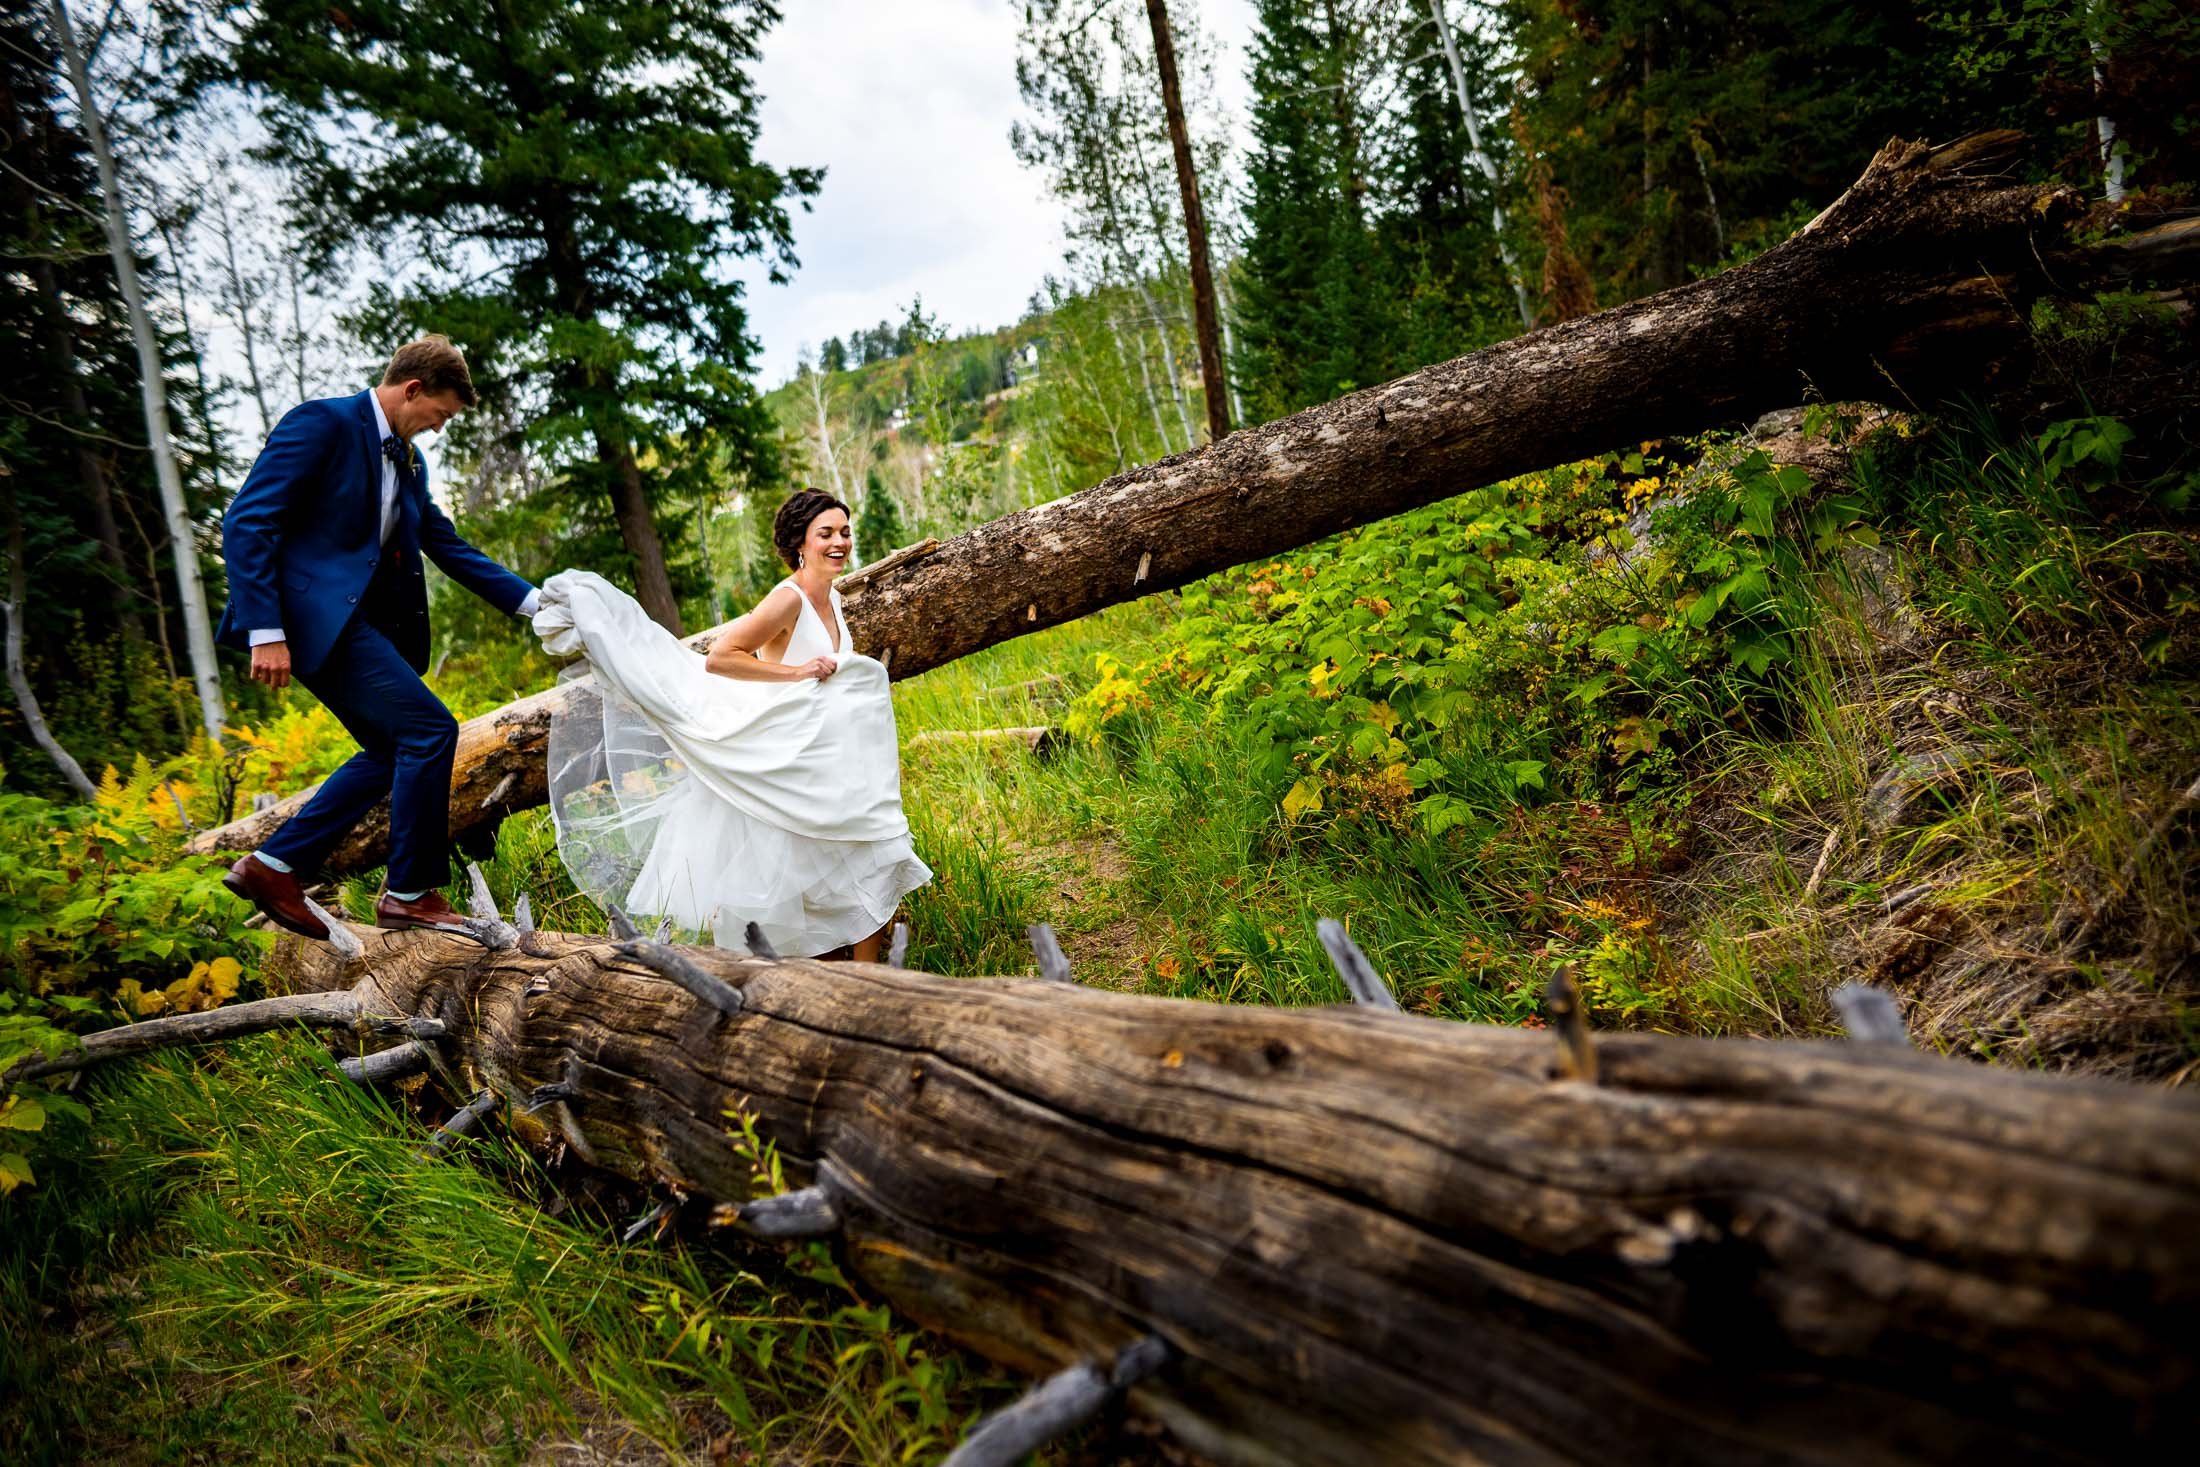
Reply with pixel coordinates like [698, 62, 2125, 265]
[50, 0, 224, 741]
[246, 924, 2200, 1467]
[186, 135, 2194, 878]
[598, 426, 683, 634]
[5, 987, 442, 1082]
[538, 184, 684, 635]
[1144, 0, 1230, 442]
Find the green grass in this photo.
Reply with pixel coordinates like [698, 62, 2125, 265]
[892, 609, 1561, 1021]
[3, 1037, 1014, 1465]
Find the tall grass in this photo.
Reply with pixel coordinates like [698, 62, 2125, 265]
[2, 1037, 1013, 1465]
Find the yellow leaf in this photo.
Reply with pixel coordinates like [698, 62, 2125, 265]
[205, 956, 244, 1004]
[1368, 701, 1398, 733]
[119, 978, 165, 1017]
[164, 961, 210, 1014]
[164, 959, 239, 1015]
[1281, 776, 1325, 823]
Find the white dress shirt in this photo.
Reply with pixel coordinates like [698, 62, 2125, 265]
[249, 389, 538, 647]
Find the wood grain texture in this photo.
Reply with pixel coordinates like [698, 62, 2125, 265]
[266, 926, 2200, 1467]
[187, 133, 2109, 879]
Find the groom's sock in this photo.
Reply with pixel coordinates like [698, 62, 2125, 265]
[253, 851, 295, 874]
[386, 888, 425, 902]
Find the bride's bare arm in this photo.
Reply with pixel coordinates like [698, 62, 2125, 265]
[703, 586, 832, 683]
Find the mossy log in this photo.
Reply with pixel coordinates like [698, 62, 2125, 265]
[258, 925, 2200, 1467]
[181, 132, 2200, 880]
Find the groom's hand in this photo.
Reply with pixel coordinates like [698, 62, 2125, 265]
[251, 641, 292, 691]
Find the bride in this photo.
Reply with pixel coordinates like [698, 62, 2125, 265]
[531, 490, 932, 960]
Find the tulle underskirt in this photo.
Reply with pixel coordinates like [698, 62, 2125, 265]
[623, 776, 933, 957]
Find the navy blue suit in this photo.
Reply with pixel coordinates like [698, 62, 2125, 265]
[217, 390, 534, 891]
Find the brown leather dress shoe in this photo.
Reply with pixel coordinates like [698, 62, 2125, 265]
[222, 854, 331, 941]
[375, 889, 469, 933]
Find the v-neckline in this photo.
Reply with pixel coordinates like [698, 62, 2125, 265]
[796, 582, 841, 655]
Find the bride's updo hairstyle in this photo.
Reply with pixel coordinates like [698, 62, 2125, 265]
[773, 488, 851, 570]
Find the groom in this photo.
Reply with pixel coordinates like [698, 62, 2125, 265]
[215, 335, 539, 939]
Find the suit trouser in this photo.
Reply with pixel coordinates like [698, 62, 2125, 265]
[257, 610, 457, 893]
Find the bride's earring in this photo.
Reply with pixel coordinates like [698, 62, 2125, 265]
[797, 552, 805, 568]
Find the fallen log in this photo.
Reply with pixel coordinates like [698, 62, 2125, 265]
[976, 673, 1067, 703]
[187, 134, 2196, 877]
[907, 725, 1060, 757]
[215, 923, 2200, 1466]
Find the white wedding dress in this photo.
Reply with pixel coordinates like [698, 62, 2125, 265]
[531, 570, 932, 957]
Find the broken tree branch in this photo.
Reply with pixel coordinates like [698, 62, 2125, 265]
[944, 1333, 1173, 1467]
[1316, 918, 1399, 1012]
[7, 990, 443, 1083]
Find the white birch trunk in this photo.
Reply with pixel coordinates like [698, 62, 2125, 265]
[805, 365, 846, 498]
[1134, 275, 1194, 447]
[2087, 4, 2126, 204]
[1112, 307, 1171, 455]
[1428, 0, 1537, 333]
[1214, 263, 1247, 426]
[51, 0, 224, 740]
[5, 491, 99, 800]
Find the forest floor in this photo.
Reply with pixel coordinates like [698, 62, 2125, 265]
[7, 400, 2195, 1464]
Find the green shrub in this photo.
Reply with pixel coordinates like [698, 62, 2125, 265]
[1070, 445, 1871, 833]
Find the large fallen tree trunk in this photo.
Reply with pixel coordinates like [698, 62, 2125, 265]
[186, 133, 2191, 876]
[242, 923, 2200, 1467]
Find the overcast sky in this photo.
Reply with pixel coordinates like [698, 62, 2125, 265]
[736, 0, 1257, 388]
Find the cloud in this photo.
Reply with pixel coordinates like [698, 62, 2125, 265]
[738, 0, 1257, 387]
[736, 0, 1064, 383]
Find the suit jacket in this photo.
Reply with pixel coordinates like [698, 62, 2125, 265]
[215, 390, 533, 677]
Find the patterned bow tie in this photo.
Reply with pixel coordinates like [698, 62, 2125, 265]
[382, 434, 414, 478]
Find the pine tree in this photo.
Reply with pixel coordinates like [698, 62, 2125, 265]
[223, 0, 820, 634]
[856, 467, 907, 564]
[1375, 22, 1511, 369]
[1232, 0, 1395, 419]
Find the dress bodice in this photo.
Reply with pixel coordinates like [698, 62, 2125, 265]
[778, 579, 847, 664]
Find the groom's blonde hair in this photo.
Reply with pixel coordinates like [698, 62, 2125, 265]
[382, 334, 478, 406]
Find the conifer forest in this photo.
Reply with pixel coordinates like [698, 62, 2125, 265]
[3, 2, 2197, 1463]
